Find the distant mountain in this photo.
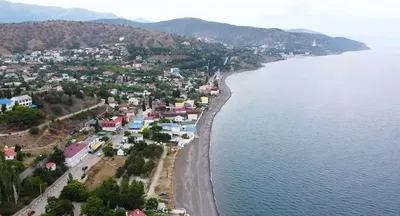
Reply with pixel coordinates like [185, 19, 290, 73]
[92, 18, 370, 53]
[0, 0, 118, 23]
[286, 29, 321, 34]
[134, 18, 151, 23]
[0, 21, 176, 53]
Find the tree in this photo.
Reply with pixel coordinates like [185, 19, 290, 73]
[29, 126, 40, 135]
[45, 197, 74, 216]
[21, 176, 46, 197]
[102, 136, 110, 142]
[115, 166, 125, 178]
[1, 104, 6, 113]
[16, 151, 24, 161]
[142, 101, 146, 111]
[60, 180, 88, 202]
[146, 198, 159, 210]
[124, 131, 132, 137]
[143, 160, 156, 176]
[81, 196, 107, 216]
[15, 86, 22, 96]
[49, 148, 66, 167]
[122, 118, 127, 126]
[102, 146, 114, 157]
[94, 119, 102, 132]
[92, 178, 120, 208]
[148, 96, 153, 109]
[14, 144, 22, 152]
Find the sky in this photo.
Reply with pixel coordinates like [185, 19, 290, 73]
[8, 0, 400, 46]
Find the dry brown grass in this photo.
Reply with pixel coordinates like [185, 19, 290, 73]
[157, 148, 178, 207]
[84, 156, 127, 190]
[0, 21, 176, 53]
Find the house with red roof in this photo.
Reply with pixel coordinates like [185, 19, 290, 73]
[101, 116, 124, 132]
[64, 143, 89, 167]
[3, 146, 16, 160]
[127, 209, 146, 216]
[46, 162, 56, 171]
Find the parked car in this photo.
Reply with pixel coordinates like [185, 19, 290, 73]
[82, 166, 88, 171]
[159, 192, 167, 196]
[97, 153, 102, 157]
[28, 210, 36, 216]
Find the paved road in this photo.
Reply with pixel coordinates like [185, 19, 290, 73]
[147, 145, 167, 198]
[14, 149, 103, 216]
[173, 72, 232, 216]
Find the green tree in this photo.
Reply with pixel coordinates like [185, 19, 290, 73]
[60, 180, 88, 202]
[81, 196, 107, 216]
[124, 131, 132, 137]
[1, 104, 6, 113]
[92, 178, 120, 208]
[45, 197, 74, 216]
[16, 151, 24, 161]
[143, 160, 156, 176]
[21, 176, 46, 197]
[146, 197, 159, 210]
[142, 101, 146, 111]
[94, 119, 102, 132]
[29, 126, 40, 135]
[48, 148, 66, 166]
[102, 146, 114, 157]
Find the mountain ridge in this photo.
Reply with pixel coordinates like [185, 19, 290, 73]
[0, 0, 118, 23]
[92, 18, 370, 54]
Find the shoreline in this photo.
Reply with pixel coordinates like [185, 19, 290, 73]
[173, 66, 262, 215]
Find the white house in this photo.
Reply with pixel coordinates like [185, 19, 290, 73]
[0, 99, 15, 111]
[117, 148, 125, 156]
[200, 96, 209, 104]
[174, 115, 185, 122]
[11, 95, 32, 107]
[101, 117, 123, 132]
[64, 143, 89, 167]
[144, 116, 154, 124]
[128, 97, 140, 106]
[3, 146, 16, 160]
[45, 162, 57, 171]
[130, 133, 144, 142]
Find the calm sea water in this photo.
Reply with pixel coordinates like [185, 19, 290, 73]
[210, 50, 400, 216]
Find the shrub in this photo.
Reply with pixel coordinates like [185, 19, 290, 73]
[29, 126, 40, 135]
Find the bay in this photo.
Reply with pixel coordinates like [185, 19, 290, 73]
[210, 50, 400, 216]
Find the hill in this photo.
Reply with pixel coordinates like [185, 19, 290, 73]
[285, 29, 321, 34]
[0, 21, 176, 53]
[0, 0, 118, 23]
[92, 18, 370, 53]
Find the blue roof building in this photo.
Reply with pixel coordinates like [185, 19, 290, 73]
[129, 123, 143, 130]
[0, 99, 15, 111]
[0, 99, 14, 105]
[134, 117, 144, 123]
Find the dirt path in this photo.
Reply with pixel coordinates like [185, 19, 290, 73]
[147, 145, 167, 198]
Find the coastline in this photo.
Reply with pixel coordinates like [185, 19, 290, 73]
[173, 67, 259, 216]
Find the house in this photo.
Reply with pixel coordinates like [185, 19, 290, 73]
[157, 202, 166, 212]
[175, 102, 184, 107]
[200, 96, 209, 104]
[128, 209, 146, 216]
[64, 143, 89, 167]
[128, 97, 140, 106]
[0, 99, 15, 111]
[3, 146, 16, 160]
[210, 88, 220, 95]
[11, 95, 32, 107]
[117, 148, 125, 156]
[162, 112, 180, 120]
[45, 162, 56, 171]
[144, 116, 154, 124]
[133, 117, 144, 124]
[184, 99, 195, 107]
[182, 127, 196, 136]
[130, 133, 144, 142]
[128, 123, 143, 132]
[101, 117, 123, 132]
[187, 110, 199, 120]
[174, 115, 185, 122]
[174, 107, 186, 114]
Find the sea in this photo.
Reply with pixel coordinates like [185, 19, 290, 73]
[210, 50, 400, 216]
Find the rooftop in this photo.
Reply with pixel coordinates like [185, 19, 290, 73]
[64, 143, 88, 158]
[0, 99, 14, 105]
[129, 123, 143, 129]
[128, 209, 147, 216]
[11, 94, 32, 101]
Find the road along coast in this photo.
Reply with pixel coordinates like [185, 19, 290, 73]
[173, 71, 236, 216]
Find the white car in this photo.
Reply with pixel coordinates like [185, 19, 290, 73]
[97, 153, 102, 157]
